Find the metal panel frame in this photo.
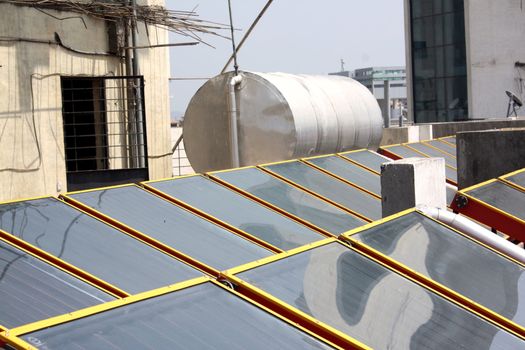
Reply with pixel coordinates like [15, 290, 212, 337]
[258, 159, 377, 222]
[404, 142, 458, 166]
[0, 194, 206, 292]
[339, 208, 525, 338]
[207, 168, 336, 237]
[301, 155, 381, 198]
[0, 275, 344, 350]
[500, 168, 525, 192]
[451, 179, 525, 241]
[222, 236, 525, 345]
[422, 139, 457, 157]
[64, 183, 275, 275]
[439, 136, 456, 146]
[380, 143, 458, 185]
[142, 174, 328, 251]
[336, 149, 388, 175]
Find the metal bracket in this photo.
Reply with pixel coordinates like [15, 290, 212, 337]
[455, 195, 469, 209]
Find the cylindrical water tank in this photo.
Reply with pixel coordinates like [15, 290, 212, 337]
[183, 71, 383, 173]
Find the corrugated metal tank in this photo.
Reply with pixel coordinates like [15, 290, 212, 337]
[183, 71, 384, 172]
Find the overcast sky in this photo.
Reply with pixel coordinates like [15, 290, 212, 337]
[166, 0, 406, 118]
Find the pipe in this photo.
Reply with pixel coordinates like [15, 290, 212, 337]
[418, 205, 525, 265]
[130, 0, 145, 168]
[229, 74, 243, 168]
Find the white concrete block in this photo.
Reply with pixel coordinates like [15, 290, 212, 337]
[381, 157, 446, 218]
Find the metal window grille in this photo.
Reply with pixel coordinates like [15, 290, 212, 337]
[61, 76, 148, 190]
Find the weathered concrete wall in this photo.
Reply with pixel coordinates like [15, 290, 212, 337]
[0, 1, 171, 201]
[457, 129, 525, 189]
[381, 157, 446, 217]
[465, 0, 525, 119]
[429, 118, 525, 138]
[380, 125, 433, 146]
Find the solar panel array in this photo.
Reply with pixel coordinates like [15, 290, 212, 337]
[2, 143, 525, 349]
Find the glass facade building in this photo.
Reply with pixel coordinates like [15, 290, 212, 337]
[410, 0, 468, 123]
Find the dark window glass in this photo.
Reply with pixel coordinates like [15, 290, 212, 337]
[410, 0, 467, 122]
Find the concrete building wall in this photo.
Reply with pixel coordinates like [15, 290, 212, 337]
[465, 0, 525, 119]
[0, 1, 171, 201]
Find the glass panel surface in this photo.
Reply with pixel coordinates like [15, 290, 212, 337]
[383, 145, 457, 182]
[143, 179, 323, 251]
[339, 150, 392, 173]
[352, 212, 525, 325]
[0, 239, 113, 328]
[213, 168, 365, 234]
[238, 243, 524, 350]
[506, 171, 525, 188]
[466, 181, 525, 221]
[0, 198, 201, 294]
[426, 140, 456, 155]
[408, 143, 457, 168]
[264, 162, 381, 220]
[22, 283, 334, 350]
[442, 136, 456, 144]
[446, 185, 456, 205]
[69, 186, 273, 270]
[306, 156, 381, 195]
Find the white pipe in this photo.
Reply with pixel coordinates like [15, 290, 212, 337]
[229, 74, 243, 168]
[418, 205, 525, 265]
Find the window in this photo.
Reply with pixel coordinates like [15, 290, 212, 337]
[61, 76, 148, 191]
[410, 0, 468, 123]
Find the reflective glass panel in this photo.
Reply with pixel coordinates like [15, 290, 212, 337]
[352, 212, 525, 325]
[446, 185, 456, 205]
[145, 177, 323, 251]
[238, 243, 523, 350]
[383, 145, 458, 182]
[22, 282, 335, 350]
[264, 162, 381, 220]
[213, 168, 365, 234]
[0, 198, 201, 294]
[0, 239, 112, 328]
[426, 140, 456, 155]
[506, 171, 525, 189]
[339, 150, 392, 173]
[69, 186, 273, 270]
[466, 181, 525, 221]
[407, 142, 457, 168]
[306, 156, 381, 195]
[442, 136, 457, 144]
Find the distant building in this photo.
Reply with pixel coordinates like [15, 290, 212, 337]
[404, 0, 525, 123]
[328, 70, 354, 78]
[353, 66, 407, 101]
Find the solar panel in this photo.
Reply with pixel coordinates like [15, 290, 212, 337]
[262, 161, 381, 220]
[211, 167, 366, 234]
[236, 242, 524, 349]
[68, 186, 273, 270]
[20, 281, 336, 350]
[465, 181, 525, 221]
[0, 238, 113, 329]
[144, 176, 324, 251]
[382, 145, 458, 183]
[0, 198, 201, 294]
[441, 136, 457, 144]
[305, 156, 381, 196]
[349, 211, 525, 325]
[426, 140, 456, 155]
[339, 150, 392, 174]
[504, 170, 525, 189]
[406, 142, 457, 168]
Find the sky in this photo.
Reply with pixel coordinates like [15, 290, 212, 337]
[166, 0, 406, 119]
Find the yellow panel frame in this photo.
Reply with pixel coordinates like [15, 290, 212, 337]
[257, 160, 375, 222]
[300, 156, 381, 198]
[207, 168, 335, 237]
[422, 139, 457, 157]
[223, 236, 525, 343]
[403, 142, 457, 169]
[339, 208, 525, 338]
[439, 136, 457, 146]
[142, 174, 329, 252]
[499, 168, 525, 192]
[336, 150, 389, 175]
[64, 183, 276, 275]
[1, 275, 343, 349]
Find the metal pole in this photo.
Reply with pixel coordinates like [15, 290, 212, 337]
[221, 0, 274, 74]
[130, 0, 145, 168]
[384, 80, 391, 128]
[227, 0, 239, 75]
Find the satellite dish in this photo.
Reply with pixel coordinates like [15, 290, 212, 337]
[506, 90, 523, 107]
[505, 90, 523, 117]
